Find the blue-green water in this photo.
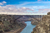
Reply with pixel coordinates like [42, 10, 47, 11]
[20, 21, 36, 33]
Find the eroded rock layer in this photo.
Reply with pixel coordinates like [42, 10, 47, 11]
[32, 12, 50, 33]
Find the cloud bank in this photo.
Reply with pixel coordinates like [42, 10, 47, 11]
[0, 1, 50, 15]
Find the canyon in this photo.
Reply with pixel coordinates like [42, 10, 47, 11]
[0, 15, 44, 33]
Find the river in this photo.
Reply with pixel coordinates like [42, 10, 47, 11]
[20, 21, 36, 33]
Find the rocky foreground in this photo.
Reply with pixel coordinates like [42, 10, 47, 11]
[32, 12, 50, 33]
[0, 15, 26, 33]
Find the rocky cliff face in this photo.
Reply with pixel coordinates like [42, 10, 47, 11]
[31, 15, 44, 25]
[17, 15, 44, 25]
[0, 15, 26, 33]
[32, 12, 50, 33]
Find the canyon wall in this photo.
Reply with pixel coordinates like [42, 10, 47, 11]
[18, 15, 44, 25]
[0, 15, 26, 33]
[0, 15, 44, 33]
[32, 12, 50, 33]
[30, 15, 44, 25]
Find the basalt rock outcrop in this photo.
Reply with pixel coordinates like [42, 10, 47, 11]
[31, 15, 44, 25]
[0, 15, 26, 33]
[32, 12, 50, 33]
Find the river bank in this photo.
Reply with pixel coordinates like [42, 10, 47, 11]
[21, 21, 36, 33]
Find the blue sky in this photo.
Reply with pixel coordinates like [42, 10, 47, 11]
[0, 0, 50, 15]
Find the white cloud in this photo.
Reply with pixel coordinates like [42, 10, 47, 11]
[2, 1, 6, 3]
[0, 5, 34, 15]
[38, 9, 50, 13]
[0, 1, 6, 5]
[31, 6, 49, 9]
[17, 1, 50, 7]
[38, 0, 41, 1]
[0, 5, 49, 15]
[0, 1, 49, 15]
[0, 5, 48, 15]
[0, 3, 3, 5]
